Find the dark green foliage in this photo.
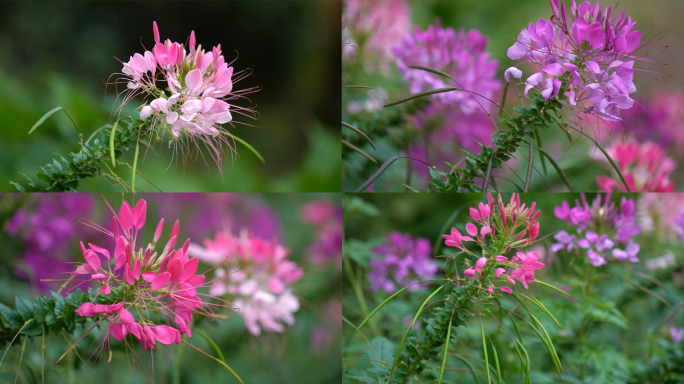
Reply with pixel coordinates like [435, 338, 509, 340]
[0, 288, 123, 345]
[11, 119, 147, 192]
[344, 286, 477, 384]
[630, 341, 684, 384]
[425, 95, 563, 192]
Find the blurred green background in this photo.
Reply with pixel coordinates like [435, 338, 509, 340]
[342, 0, 684, 192]
[0, 193, 341, 383]
[0, 0, 341, 192]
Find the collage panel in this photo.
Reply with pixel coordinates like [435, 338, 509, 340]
[0, 1, 341, 193]
[342, 0, 684, 193]
[342, 192, 684, 383]
[0, 193, 341, 383]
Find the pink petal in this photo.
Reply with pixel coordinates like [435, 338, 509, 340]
[119, 308, 135, 324]
[168, 258, 185, 283]
[89, 243, 110, 259]
[465, 223, 478, 237]
[187, 274, 205, 286]
[132, 200, 147, 229]
[110, 322, 128, 341]
[500, 287, 513, 294]
[119, 202, 133, 232]
[185, 69, 203, 94]
[154, 218, 164, 243]
[152, 21, 160, 44]
[488, 285, 494, 293]
[114, 236, 127, 270]
[495, 268, 506, 277]
[463, 268, 475, 278]
[75, 302, 96, 317]
[142, 272, 157, 283]
[469, 208, 481, 221]
[128, 322, 143, 340]
[133, 258, 141, 281]
[124, 264, 134, 285]
[480, 226, 492, 236]
[495, 256, 508, 262]
[181, 257, 199, 282]
[151, 272, 171, 290]
[91, 273, 106, 280]
[84, 250, 101, 272]
[152, 325, 181, 345]
[100, 284, 111, 295]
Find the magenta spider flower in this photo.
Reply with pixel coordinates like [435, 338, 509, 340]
[393, 22, 501, 115]
[595, 140, 676, 192]
[188, 230, 303, 336]
[114, 21, 258, 172]
[69, 199, 218, 359]
[507, 0, 660, 121]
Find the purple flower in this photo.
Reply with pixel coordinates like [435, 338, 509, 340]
[301, 199, 342, 269]
[671, 327, 683, 343]
[551, 194, 641, 266]
[392, 22, 501, 115]
[368, 232, 438, 293]
[506, 0, 656, 121]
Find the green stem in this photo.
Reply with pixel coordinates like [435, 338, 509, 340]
[131, 126, 141, 193]
[0, 320, 33, 370]
[13, 336, 27, 384]
[109, 120, 119, 168]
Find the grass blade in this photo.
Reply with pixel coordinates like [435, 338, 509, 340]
[627, 280, 671, 306]
[109, 120, 119, 168]
[522, 294, 563, 329]
[536, 147, 572, 192]
[438, 309, 455, 384]
[194, 329, 244, 384]
[29, 107, 64, 134]
[480, 323, 492, 384]
[384, 87, 459, 107]
[343, 316, 358, 329]
[356, 286, 408, 333]
[220, 131, 265, 164]
[408, 66, 455, 81]
[389, 284, 446, 377]
[513, 339, 531, 384]
[491, 340, 502, 384]
[343, 139, 378, 164]
[535, 280, 572, 297]
[342, 121, 376, 150]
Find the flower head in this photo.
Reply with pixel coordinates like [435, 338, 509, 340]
[369, 232, 437, 293]
[114, 21, 258, 172]
[595, 140, 676, 192]
[393, 22, 500, 114]
[71, 199, 212, 356]
[552, 194, 641, 266]
[507, 0, 658, 121]
[188, 230, 303, 336]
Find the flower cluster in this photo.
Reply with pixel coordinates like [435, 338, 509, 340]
[552, 194, 641, 266]
[72, 199, 208, 352]
[595, 140, 676, 192]
[116, 22, 257, 170]
[368, 232, 437, 293]
[342, 0, 411, 71]
[7, 195, 98, 292]
[300, 199, 342, 269]
[393, 22, 500, 115]
[506, 0, 650, 121]
[442, 193, 545, 295]
[636, 194, 684, 243]
[188, 230, 303, 336]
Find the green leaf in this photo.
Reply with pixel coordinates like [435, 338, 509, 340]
[15, 297, 33, 322]
[356, 286, 409, 333]
[220, 131, 266, 164]
[28, 107, 64, 134]
[384, 87, 459, 107]
[195, 329, 244, 384]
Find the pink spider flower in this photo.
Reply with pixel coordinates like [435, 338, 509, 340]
[510, 251, 546, 289]
[507, 0, 660, 121]
[114, 21, 259, 172]
[596, 140, 676, 192]
[70, 199, 218, 360]
[188, 230, 303, 336]
[342, 0, 411, 72]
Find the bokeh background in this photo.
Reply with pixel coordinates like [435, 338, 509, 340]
[343, 193, 684, 383]
[0, 0, 341, 192]
[0, 193, 341, 383]
[342, 0, 684, 192]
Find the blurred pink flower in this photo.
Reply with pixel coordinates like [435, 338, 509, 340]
[636, 194, 684, 242]
[595, 140, 676, 192]
[189, 230, 303, 336]
[671, 327, 682, 343]
[301, 198, 342, 269]
[342, 0, 411, 72]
